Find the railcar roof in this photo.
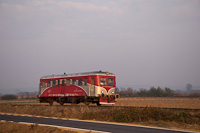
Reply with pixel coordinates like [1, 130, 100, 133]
[41, 71, 115, 79]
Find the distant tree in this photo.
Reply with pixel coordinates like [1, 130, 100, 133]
[115, 87, 120, 94]
[135, 88, 148, 97]
[148, 87, 163, 97]
[189, 93, 200, 97]
[117, 88, 135, 97]
[127, 88, 134, 97]
[117, 87, 175, 97]
[186, 83, 192, 93]
[149, 87, 157, 96]
[118, 88, 126, 97]
[1, 94, 17, 100]
[164, 87, 175, 97]
[134, 87, 175, 97]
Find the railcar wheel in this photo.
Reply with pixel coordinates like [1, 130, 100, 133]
[49, 101, 53, 105]
[59, 102, 64, 105]
[84, 102, 90, 105]
[96, 102, 101, 106]
[48, 98, 54, 105]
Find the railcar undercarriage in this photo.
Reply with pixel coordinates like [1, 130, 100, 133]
[39, 96, 103, 106]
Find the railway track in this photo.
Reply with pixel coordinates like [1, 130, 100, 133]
[4, 103, 200, 111]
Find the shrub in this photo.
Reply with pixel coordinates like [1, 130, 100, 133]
[1, 94, 17, 100]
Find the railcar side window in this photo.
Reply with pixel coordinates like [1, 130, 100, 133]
[108, 78, 114, 86]
[78, 78, 82, 86]
[62, 79, 65, 87]
[100, 77, 107, 85]
[53, 80, 56, 87]
[47, 81, 51, 87]
[84, 78, 87, 85]
[58, 80, 60, 86]
[72, 79, 77, 86]
[66, 79, 70, 86]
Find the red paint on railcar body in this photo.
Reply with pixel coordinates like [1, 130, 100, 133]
[38, 71, 118, 105]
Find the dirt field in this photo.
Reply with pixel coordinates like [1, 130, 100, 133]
[0, 121, 93, 133]
[0, 97, 200, 132]
[1, 97, 199, 109]
[115, 97, 200, 109]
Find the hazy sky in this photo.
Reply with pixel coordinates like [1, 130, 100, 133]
[0, 0, 200, 93]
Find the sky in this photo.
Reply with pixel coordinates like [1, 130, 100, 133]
[0, 0, 200, 94]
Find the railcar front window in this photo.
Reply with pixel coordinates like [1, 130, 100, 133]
[100, 77, 107, 85]
[108, 78, 114, 86]
[84, 78, 87, 85]
[91, 78, 95, 85]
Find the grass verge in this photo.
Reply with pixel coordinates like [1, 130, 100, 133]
[0, 121, 94, 133]
[0, 104, 199, 132]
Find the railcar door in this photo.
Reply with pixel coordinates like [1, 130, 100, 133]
[61, 79, 65, 95]
[90, 76, 95, 96]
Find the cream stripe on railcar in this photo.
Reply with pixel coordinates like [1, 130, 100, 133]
[76, 85, 89, 96]
[85, 83, 107, 97]
[40, 87, 51, 95]
[108, 88, 115, 95]
[78, 82, 113, 97]
[95, 86, 109, 96]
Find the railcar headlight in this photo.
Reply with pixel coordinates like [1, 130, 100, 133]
[101, 91, 104, 93]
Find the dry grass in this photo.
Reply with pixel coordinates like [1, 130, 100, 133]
[0, 104, 200, 132]
[115, 97, 200, 109]
[0, 121, 93, 133]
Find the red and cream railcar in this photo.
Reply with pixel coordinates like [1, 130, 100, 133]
[38, 71, 117, 105]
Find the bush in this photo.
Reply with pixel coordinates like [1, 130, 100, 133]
[189, 93, 200, 97]
[1, 94, 17, 100]
[112, 107, 197, 124]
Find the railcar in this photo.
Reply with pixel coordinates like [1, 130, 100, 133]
[38, 71, 118, 105]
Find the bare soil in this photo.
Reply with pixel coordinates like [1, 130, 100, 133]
[115, 97, 200, 109]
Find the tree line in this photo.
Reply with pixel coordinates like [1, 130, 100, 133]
[116, 87, 200, 97]
[116, 87, 175, 97]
